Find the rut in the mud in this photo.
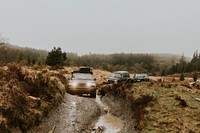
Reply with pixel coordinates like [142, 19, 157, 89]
[30, 93, 101, 133]
[92, 96, 124, 133]
[29, 90, 136, 133]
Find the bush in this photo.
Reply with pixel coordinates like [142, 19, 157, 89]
[193, 72, 198, 82]
[45, 47, 67, 66]
[0, 65, 66, 132]
[179, 73, 185, 81]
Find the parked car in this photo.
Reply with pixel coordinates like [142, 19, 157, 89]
[133, 73, 149, 82]
[106, 71, 132, 84]
[66, 67, 96, 98]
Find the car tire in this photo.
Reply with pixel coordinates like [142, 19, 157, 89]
[90, 90, 96, 98]
[117, 80, 121, 84]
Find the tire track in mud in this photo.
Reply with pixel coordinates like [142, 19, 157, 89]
[30, 93, 135, 133]
[99, 94, 137, 133]
[92, 96, 124, 133]
[30, 93, 101, 133]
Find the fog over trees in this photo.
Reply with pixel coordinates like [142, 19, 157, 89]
[0, 41, 199, 76]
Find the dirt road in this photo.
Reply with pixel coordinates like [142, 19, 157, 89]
[30, 93, 136, 133]
[30, 93, 100, 133]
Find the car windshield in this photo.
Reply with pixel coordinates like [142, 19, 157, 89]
[135, 74, 148, 78]
[112, 73, 121, 78]
[72, 73, 93, 80]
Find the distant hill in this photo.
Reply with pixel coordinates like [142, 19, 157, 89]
[0, 43, 48, 53]
[152, 53, 191, 66]
[1, 43, 190, 64]
[0, 43, 48, 65]
[1, 43, 193, 75]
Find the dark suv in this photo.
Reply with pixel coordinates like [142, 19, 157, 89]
[106, 71, 132, 84]
[67, 67, 96, 98]
[133, 73, 149, 82]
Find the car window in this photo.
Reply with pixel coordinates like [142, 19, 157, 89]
[124, 73, 130, 78]
[72, 73, 93, 80]
[112, 73, 121, 78]
[135, 74, 148, 78]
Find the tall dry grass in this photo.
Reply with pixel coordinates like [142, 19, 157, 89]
[0, 64, 66, 132]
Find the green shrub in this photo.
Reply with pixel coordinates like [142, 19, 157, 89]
[45, 47, 67, 66]
[179, 73, 185, 81]
[193, 72, 198, 82]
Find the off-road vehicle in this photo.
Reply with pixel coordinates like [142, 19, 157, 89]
[106, 71, 132, 84]
[133, 73, 149, 82]
[67, 67, 96, 98]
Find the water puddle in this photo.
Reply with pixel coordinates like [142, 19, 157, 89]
[94, 114, 123, 133]
[94, 96, 124, 133]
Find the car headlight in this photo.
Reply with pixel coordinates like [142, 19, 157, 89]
[86, 82, 96, 87]
[69, 82, 78, 87]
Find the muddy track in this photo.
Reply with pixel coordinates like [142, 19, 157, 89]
[100, 94, 137, 133]
[30, 93, 100, 133]
[29, 93, 136, 133]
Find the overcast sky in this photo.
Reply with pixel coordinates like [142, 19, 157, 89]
[0, 0, 199, 57]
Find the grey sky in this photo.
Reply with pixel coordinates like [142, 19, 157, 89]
[0, 0, 199, 57]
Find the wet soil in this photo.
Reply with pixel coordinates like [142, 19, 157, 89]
[29, 93, 136, 133]
[92, 96, 124, 133]
[30, 93, 101, 133]
[93, 114, 123, 133]
[99, 94, 137, 133]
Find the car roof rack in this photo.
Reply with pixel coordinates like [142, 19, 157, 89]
[72, 66, 93, 74]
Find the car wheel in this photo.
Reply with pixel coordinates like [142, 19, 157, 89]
[90, 90, 96, 98]
[126, 79, 132, 83]
[117, 80, 121, 84]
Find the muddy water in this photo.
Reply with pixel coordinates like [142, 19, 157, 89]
[30, 94, 101, 133]
[94, 114, 123, 133]
[94, 96, 124, 133]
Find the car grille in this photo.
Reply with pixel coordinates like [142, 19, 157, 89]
[78, 83, 86, 87]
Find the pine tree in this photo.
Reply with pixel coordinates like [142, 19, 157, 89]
[193, 72, 198, 82]
[45, 47, 67, 66]
[180, 73, 185, 81]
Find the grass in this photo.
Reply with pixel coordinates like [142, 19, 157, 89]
[99, 81, 200, 132]
[0, 64, 66, 132]
[135, 82, 200, 132]
[1, 66, 199, 132]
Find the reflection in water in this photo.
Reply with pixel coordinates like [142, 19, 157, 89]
[95, 114, 123, 133]
[95, 96, 123, 133]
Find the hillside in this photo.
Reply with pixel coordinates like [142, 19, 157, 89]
[0, 43, 48, 65]
[0, 43, 196, 76]
[1, 43, 190, 65]
[152, 53, 191, 65]
[99, 78, 200, 132]
[0, 64, 200, 132]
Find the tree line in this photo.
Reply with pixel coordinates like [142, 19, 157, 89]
[0, 43, 158, 74]
[0, 43, 47, 66]
[67, 52, 157, 73]
[1, 42, 199, 76]
[166, 51, 200, 75]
